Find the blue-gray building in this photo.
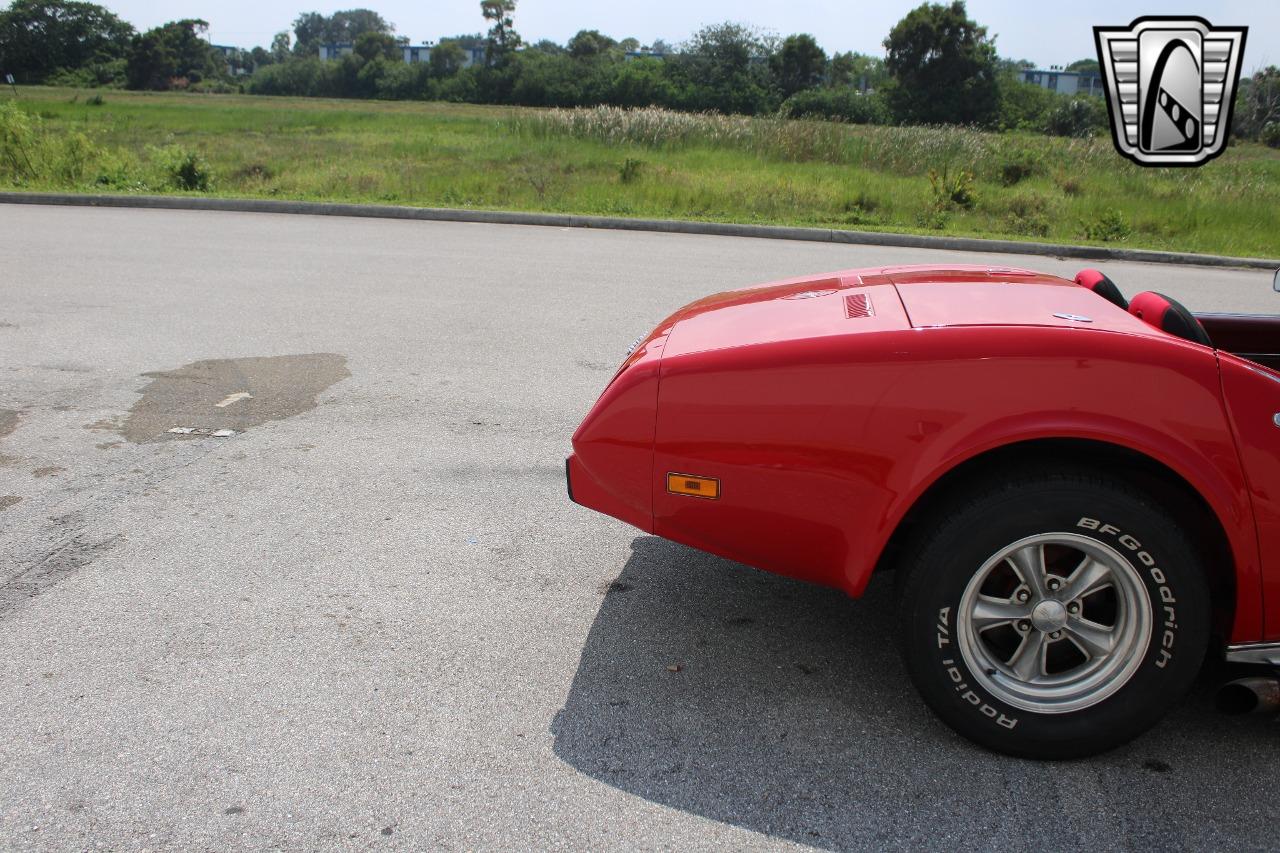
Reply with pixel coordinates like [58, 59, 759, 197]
[1019, 68, 1103, 96]
[318, 42, 486, 67]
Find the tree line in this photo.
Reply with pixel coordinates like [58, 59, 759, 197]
[2, 0, 1277, 143]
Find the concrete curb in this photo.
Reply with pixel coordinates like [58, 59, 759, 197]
[2, 191, 1275, 271]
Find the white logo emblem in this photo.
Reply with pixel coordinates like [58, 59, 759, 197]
[1094, 17, 1247, 167]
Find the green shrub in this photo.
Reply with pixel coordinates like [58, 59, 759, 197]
[847, 191, 879, 213]
[915, 206, 949, 230]
[1046, 97, 1108, 138]
[1004, 193, 1051, 237]
[93, 148, 144, 189]
[618, 157, 644, 184]
[149, 144, 212, 191]
[247, 58, 325, 97]
[0, 102, 110, 187]
[841, 191, 882, 224]
[1262, 122, 1280, 149]
[1083, 209, 1132, 242]
[0, 102, 40, 182]
[928, 165, 977, 210]
[1054, 172, 1084, 196]
[996, 79, 1058, 132]
[86, 94, 106, 107]
[50, 132, 98, 182]
[780, 88, 891, 125]
[998, 149, 1042, 186]
[45, 59, 127, 89]
[374, 62, 431, 100]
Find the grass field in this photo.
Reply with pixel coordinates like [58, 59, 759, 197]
[4, 86, 1279, 258]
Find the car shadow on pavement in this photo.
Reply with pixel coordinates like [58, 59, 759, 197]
[552, 535, 1277, 850]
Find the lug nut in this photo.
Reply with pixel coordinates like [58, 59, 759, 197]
[1050, 630, 1063, 640]
[1017, 620, 1032, 633]
[1016, 590, 1030, 603]
[1047, 578, 1061, 591]
[1068, 602, 1080, 614]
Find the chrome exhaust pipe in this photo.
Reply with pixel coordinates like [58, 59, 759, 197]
[1216, 676, 1280, 715]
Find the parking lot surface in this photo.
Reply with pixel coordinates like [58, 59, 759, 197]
[1, 205, 1277, 850]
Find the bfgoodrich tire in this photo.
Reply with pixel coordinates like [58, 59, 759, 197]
[898, 469, 1210, 759]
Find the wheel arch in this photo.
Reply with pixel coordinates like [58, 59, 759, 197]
[876, 437, 1238, 639]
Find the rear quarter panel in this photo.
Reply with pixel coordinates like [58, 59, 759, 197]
[1218, 353, 1280, 640]
[652, 325, 1261, 641]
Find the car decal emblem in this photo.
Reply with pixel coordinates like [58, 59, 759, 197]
[1094, 17, 1247, 167]
[1053, 313, 1094, 323]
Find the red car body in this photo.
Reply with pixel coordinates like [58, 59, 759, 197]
[568, 265, 1280, 653]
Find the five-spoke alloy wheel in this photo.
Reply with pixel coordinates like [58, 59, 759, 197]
[957, 533, 1151, 714]
[898, 468, 1210, 759]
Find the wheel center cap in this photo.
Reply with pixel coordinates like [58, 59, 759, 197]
[1031, 600, 1068, 632]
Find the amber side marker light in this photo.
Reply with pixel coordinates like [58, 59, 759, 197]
[667, 473, 720, 500]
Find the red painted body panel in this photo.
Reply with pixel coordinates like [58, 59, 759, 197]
[568, 325, 670, 533]
[568, 265, 1273, 646]
[898, 281, 1143, 332]
[1217, 354, 1280, 640]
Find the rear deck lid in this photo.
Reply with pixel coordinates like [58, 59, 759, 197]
[889, 267, 1152, 334]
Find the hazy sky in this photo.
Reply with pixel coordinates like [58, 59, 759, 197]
[98, 1, 1278, 71]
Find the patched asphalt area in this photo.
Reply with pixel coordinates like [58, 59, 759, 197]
[1, 204, 1278, 850]
[121, 353, 350, 442]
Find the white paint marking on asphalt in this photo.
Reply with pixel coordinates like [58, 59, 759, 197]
[167, 427, 238, 437]
[215, 392, 253, 408]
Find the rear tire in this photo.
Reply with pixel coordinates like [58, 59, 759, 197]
[898, 468, 1209, 759]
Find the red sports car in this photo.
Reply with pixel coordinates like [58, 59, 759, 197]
[567, 263, 1280, 759]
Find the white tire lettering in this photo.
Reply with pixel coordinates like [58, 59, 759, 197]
[1081, 517, 1178, 662]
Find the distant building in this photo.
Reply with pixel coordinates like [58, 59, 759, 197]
[624, 49, 669, 61]
[212, 44, 250, 76]
[318, 43, 354, 61]
[455, 44, 486, 68]
[1019, 67, 1103, 96]
[622, 49, 775, 66]
[318, 42, 486, 67]
[401, 44, 431, 63]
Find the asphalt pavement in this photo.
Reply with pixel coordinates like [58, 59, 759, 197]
[1, 204, 1278, 850]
